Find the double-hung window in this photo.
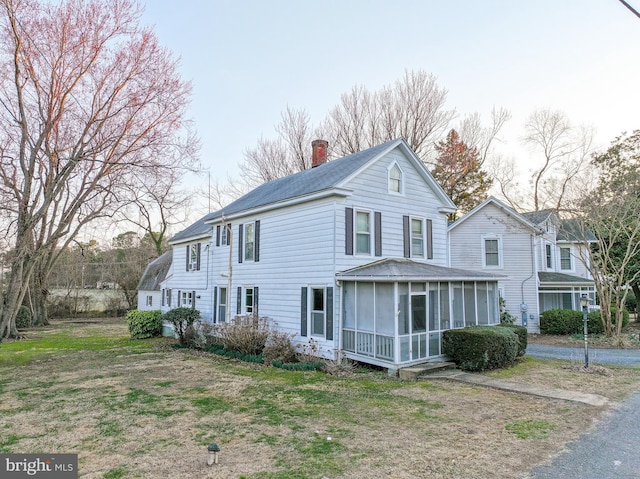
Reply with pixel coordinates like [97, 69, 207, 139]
[560, 247, 572, 270]
[186, 243, 201, 271]
[311, 287, 326, 337]
[411, 218, 424, 257]
[245, 287, 254, 314]
[218, 287, 227, 322]
[245, 223, 255, 261]
[355, 211, 371, 255]
[181, 291, 193, 307]
[483, 236, 502, 268]
[546, 244, 553, 269]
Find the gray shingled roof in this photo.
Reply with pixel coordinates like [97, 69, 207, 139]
[137, 251, 172, 291]
[203, 139, 401, 223]
[557, 218, 597, 242]
[521, 209, 555, 225]
[336, 258, 505, 280]
[170, 138, 452, 244]
[168, 215, 212, 244]
[538, 272, 594, 284]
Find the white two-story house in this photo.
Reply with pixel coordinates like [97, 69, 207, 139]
[148, 139, 503, 369]
[448, 197, 595, 332]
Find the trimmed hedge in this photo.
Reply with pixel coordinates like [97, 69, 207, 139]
[497, 324, 528, 356]
[126, 309, 163, 339]
[540, 308, 629, 335]
[442, 326, 519, 372]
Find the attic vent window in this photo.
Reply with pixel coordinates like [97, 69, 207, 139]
[389, 164, 402, 193]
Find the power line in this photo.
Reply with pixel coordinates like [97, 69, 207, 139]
[618, 0, 640, 19]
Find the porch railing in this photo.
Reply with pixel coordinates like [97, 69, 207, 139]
[342, 329, 394, 361]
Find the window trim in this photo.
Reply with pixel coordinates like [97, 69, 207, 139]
[410, 217, 425, 258]
[482, 235, 503, 269]
[559, 246, 573, 271]
[309, 286, 326, 338]
[545, 243, 553, 270]
[388, 162, 403, 195]
[354, 209, 372, 255]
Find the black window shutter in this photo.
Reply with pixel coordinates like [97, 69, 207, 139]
[403, 215, 410, 258]
[196, 243, 201, 271]
[427, 219, 433, 259]
[255, 220, 260, 262]
[238, 224, 243, 263]
[168, 290, 171, 307]
[254, 286, 259, 315]
[213, 287, 218, 322]
[216, 225, 221, 246]
[326, 287, 334, 340]
[237, 286, 242, 314]
[300, 287, 308, 337]
[227, 223, 232, 244]
[192, 291, 196, 309]
[185, 245, 190, 271]
[177, 290, 181, 307]
[374, 211, 382, 256]
[161, 289, 165, 307]
[345, 207, 354, 255]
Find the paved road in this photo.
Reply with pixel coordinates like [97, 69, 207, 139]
[526, 388, 640, 479]
[527, 344, 640, 367]
[525, 344, 640, 478]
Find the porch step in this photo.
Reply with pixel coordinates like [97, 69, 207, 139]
[398, 362, 458, 381]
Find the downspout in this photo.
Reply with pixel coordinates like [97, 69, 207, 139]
[520, 234, 536, 325]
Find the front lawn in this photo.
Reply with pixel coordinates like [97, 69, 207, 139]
[1, 318, 639, 478]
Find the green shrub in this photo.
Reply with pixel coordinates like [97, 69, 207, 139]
[272, 360, 324, 371]
[442, 326, 519, 372]
[496, 324, 528, 356]
[163, 307, 201, 345]
[211, 314, 270, 356]
[587, 307, 630, 334]
[126, 309, 162, 339]
[541, 308, 629, 335]
[204, 342, 264, 363]
[625, 294, 637, 314]
[15, 306, 33, 329]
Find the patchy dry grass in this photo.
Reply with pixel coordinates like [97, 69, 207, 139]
[1, 318, 640, 479]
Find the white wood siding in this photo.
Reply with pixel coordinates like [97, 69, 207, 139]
[336, 149, 450, 271]
[449, 203, 540, 331]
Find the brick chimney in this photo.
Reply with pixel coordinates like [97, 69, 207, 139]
[311, 140, 328, 168]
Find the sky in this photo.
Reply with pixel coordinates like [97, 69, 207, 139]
[140, 0, 640, 203]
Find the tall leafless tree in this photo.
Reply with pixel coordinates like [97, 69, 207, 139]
[522, 109, 594, 211]
[0, 0, 198, 338]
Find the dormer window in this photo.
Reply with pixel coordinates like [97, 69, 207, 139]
[389, 163, 402, 194]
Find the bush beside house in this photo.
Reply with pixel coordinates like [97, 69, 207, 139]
[126, 309, 163, 339]
[443, 326, 520, 372]
[540, 308, 629, 335]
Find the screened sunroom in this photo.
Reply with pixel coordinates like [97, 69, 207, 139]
[337, 259, 503, 368]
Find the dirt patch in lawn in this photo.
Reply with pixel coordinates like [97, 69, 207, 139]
[1, 319, 640, 479]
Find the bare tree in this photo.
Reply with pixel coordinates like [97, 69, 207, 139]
[325, 70, 455, 161]
[458, 107, 511, 166]
[0, 0, 197, 338]
[240, 106, 321, 190]
[522, 109, 594, 211]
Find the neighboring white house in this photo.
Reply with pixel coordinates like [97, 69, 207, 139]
[448, 197, 595, 332]
[152, 139, 503, 369]
[136, 251, 173, 311]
